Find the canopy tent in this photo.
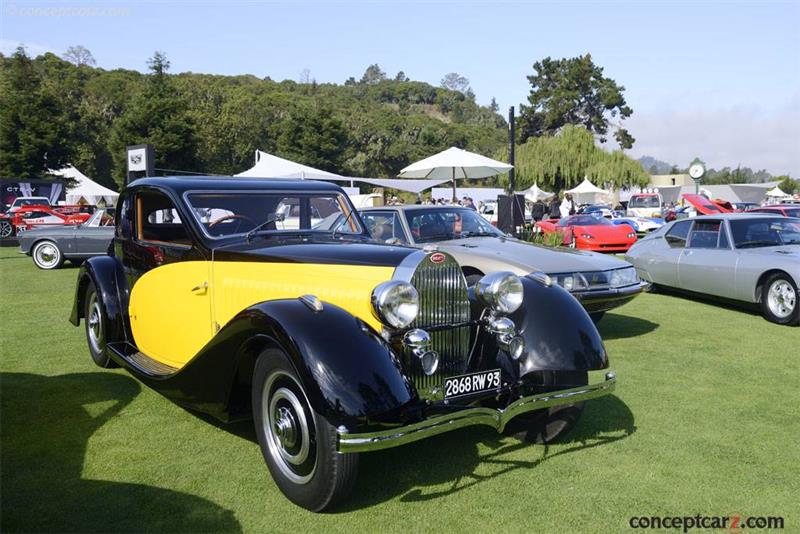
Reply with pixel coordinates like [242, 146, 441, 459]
[51, 165, 119, 206]
[565, 178, 609, 205]
[431, 187, 504, 204]
[353, 177, 450, 194]
[767, 186, 789, 198]
[236, 150, 347, 180]
[399, 147, 513, 201]
[517, 183, 554, 202]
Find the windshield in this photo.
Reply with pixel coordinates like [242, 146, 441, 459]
[730, 218, 800, 248]
[404, 208, 503, 243]
[629, 195, 660, 208]
[560, 215, 612, 227]
[84, 209, 114, 227]
[186, 192, 363, 239]
[13, 198, 50, 207]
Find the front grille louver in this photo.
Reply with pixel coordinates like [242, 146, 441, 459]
[405, 254, 471, 399]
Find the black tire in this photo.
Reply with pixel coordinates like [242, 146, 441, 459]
[84, 281, 118, 368]
[589, 311, 606, 323]
[506, 371, 588, 444]
[32, 240, 64, 270]
[252, 348, 358, 511]
[760, 273, 799, 326]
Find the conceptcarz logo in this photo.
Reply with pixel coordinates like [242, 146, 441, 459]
[628, 514, 784, 532]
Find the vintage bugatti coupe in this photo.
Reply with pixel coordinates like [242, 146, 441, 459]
[70, 177, 616, 511]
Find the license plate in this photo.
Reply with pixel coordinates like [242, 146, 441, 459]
[444, 369, 501, 399]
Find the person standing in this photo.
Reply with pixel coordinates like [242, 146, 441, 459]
[560, 193, 575, 218]
[548, 193, 562, 220]
[532, 199, 545, 222]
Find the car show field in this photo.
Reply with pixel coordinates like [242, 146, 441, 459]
[1, 245, 797, 532]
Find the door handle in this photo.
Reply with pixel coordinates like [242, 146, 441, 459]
[191, 281, 208, 293]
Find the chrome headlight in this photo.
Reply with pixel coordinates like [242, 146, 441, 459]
[609, 266, 639, 287]
[475, 272, 524, 314]
[371, 280, 419, 329]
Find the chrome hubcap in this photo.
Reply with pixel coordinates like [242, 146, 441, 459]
[35, 243, 59, 268]
[263, 372, 315, 484]
[87, 296, 103, 353]
[767, 280, 796, 319]
[0, 221, 11, 238]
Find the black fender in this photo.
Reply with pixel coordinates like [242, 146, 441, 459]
[139, 299, 416, 429]
[511, 276, 609, 375]
[69, 255, 127, 344]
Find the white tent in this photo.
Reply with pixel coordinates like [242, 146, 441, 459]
[517, 183, 554, 202]
[565, 178, 609, 205]
[767, 186, 788, 198]
[236, 150, 346, 180]
[52, 165, 119, 206]
[399, 146, 513, 201]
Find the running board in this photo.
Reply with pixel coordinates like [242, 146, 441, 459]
[107, 342, 178, 377]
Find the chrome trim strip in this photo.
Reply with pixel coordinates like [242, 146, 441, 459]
[337, 372, 617, 453]
[391, 249, 428, 282]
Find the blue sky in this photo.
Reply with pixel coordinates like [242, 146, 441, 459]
[2, 0, 799, 176]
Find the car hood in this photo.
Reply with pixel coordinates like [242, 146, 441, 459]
[433, 236, 629, 274]
[214, 238, 418, 267]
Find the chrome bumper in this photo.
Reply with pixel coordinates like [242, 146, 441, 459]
[337, 371, 617, 453]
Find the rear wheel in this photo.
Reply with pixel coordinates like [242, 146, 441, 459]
[32, 240, 64, 270]
[0, 220, 13, 238]
[761, 273, 799, 326]
[506, 371, 588, 443]
[84, 281, 117, 368]
[253, 348, 358, 511]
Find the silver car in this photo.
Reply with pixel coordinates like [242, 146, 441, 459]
[626, 214, 800, 326]
[360, 205, 646, 321]
[18, 209, 115, 270]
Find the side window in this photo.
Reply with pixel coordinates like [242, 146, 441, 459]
[665, 220, 692, 248]
[688, 220, 722, 249]
[718, 223, 730, 249]
[362, 212, 408, 244]
[135, 191, 190, 246]
[116, 196, 132, 239]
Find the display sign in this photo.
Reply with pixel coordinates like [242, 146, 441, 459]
[127, 147, 147, 172]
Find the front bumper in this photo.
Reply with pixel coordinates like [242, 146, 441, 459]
[337, 371, 616, 453]
[571, 281, 649, 313]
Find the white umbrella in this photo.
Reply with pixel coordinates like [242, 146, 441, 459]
[518, 183, 554, 202]
[398, 146, 513, 201]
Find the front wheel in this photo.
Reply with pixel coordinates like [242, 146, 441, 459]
[253, 348, 358, 511]
[32, 240, 64, 270]
[506, 371, 588, 443]
[84, 281, 118, 368]
[0, 220, 13, 238]
[761, 273, 799, 326]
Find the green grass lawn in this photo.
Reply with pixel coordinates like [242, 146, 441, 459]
[1, 246, 798, 533]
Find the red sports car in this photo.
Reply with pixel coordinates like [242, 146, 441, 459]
[0, 205, 92, 238]
[536, 214, 638, 252]
[749, 205, 800, 218]
[681, 193, 734, 215]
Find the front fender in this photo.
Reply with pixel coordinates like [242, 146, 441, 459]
[69, 256, 126, 344]
[511, 276, 609, 374]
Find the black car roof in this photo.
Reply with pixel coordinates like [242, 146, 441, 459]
[125, 176, 344, 195]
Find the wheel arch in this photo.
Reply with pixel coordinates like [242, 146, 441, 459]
[755, 269, 796, 302]
[69, 256, 127, 345]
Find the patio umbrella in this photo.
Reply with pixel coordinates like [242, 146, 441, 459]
[398, 147, 513, 202]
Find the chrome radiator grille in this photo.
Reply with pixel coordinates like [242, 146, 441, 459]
[406, 254, 471, 399]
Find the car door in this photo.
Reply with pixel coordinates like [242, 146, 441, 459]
[677, 219, 737, 298]
[641, 220, 693, 287]
[119, 188, 213, 369]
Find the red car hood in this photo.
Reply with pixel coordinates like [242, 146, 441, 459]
[571, 223, 634, 238]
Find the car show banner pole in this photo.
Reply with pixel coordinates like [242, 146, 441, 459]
[507, 106, 515, 194]
[126, 144, 155, 185]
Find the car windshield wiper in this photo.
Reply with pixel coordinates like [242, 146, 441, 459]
[331, 209, 359, 240]
[245, 213, 286, 242]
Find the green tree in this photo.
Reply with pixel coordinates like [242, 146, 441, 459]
[776, 175, 797, 194]
[276, 103, 349, 173]
[0, 47, 73, 179]
[498, 125, 648, 191]
[440, 72, 471, 94]
[109, 51, 197, 185]
[359, 64, 386, 85]
[519, 54, 634, 149]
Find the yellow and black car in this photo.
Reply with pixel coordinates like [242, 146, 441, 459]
[69, 176, 616, 511]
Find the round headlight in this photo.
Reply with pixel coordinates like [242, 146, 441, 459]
[371, 280, 419, 329]
[475, 272, 524, 314]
